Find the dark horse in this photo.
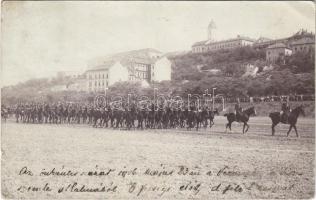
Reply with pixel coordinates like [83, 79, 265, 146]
[1, 108, 8, 122]
[224, 106, 256, 134]
[269, 105, 305, 137]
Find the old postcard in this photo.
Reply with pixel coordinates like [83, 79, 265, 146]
[1, 1, 315, 199]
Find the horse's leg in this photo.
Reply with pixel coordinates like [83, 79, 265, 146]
[293, 125, 299, 138]
[271, 123, 275, 136]
[242, 123, 246, 134]
[287, 125, 293, 137]
[245, 123, 249, 133]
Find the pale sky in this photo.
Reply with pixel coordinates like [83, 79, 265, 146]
[1, 1, 315, 86]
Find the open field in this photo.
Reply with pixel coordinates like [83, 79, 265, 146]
[1, 116, 315, 199]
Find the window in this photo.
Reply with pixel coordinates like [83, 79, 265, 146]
[89, 82, 92, 87]
[95, 81, 97, 86]
[102, 81, 104, 86]
[102, 74, 104, 79]
[106, 74, 109, 79]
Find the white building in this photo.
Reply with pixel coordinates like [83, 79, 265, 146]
[192, 35, 255, 53]
[85, 49, 172, 93]
[152, 57, 172, 82]
[85, 61, 128, 93]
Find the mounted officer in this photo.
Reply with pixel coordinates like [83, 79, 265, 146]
[234, 101, 243, 122]
[280, 101, 291, 123]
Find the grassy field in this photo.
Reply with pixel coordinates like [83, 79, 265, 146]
[1, 117, 315, 199]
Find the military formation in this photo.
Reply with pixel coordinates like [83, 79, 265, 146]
[1, 99, 305, 137]
[5, 102, 219, 131]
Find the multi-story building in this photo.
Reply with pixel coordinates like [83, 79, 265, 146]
[192, 35, 255, 53]
[266, 43, 292, 63]
[85, 49, 172, 93]
[291, 37, 315, 55]
[263, 30, 315, 63]
[255, 29, 315, 50]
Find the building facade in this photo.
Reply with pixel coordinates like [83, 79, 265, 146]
[254, 29, 315, 51]
[192, 35, 255, 53]
[85, 49, 172, 93]
[85, 61, 129, 93]
[290, 37, 315, 55]
[266, 43, 292, 63]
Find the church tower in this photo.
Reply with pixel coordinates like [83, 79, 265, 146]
[208, 19, 216, 41]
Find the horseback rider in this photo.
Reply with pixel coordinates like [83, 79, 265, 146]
[235, 101, 242, 122]
[280, 101, 291, 123]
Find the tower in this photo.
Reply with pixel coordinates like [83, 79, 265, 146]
[208, 19, 216, 41]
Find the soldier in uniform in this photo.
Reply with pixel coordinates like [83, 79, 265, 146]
[280, 101, 291, 123]
[235, 102, 242, 122]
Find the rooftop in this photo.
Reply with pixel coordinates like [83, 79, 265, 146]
[88, 48, 162, 67]
[267, 43, 291, 49]
[87, 60, 116, 72]
[291, 37, 315, 46]
[193, 35, 255, 47]
[87, 48, 163, 71]
[192, 40, 208, 47]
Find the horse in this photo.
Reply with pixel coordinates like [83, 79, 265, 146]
[207, 108, 219, 128]
[186, 109, 196, 130]
[137, 109, 146, 130]
[1, 108, 8, 122]
[269, 105, 305, 137]
[224, 106, 256, 134]
[194, 110, 204, 131]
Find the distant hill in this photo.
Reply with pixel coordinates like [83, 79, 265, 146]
[166, 46, 314, 97]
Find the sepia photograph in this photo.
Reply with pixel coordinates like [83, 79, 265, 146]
[1, 1, 315, 199]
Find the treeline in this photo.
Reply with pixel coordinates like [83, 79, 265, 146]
[1, 71, 314, 106]
[1, 76, 79, 105]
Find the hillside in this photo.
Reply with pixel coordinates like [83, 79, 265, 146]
[167, 46, 314, 97]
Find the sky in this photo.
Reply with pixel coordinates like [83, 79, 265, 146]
[1, 1, 315, 86]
